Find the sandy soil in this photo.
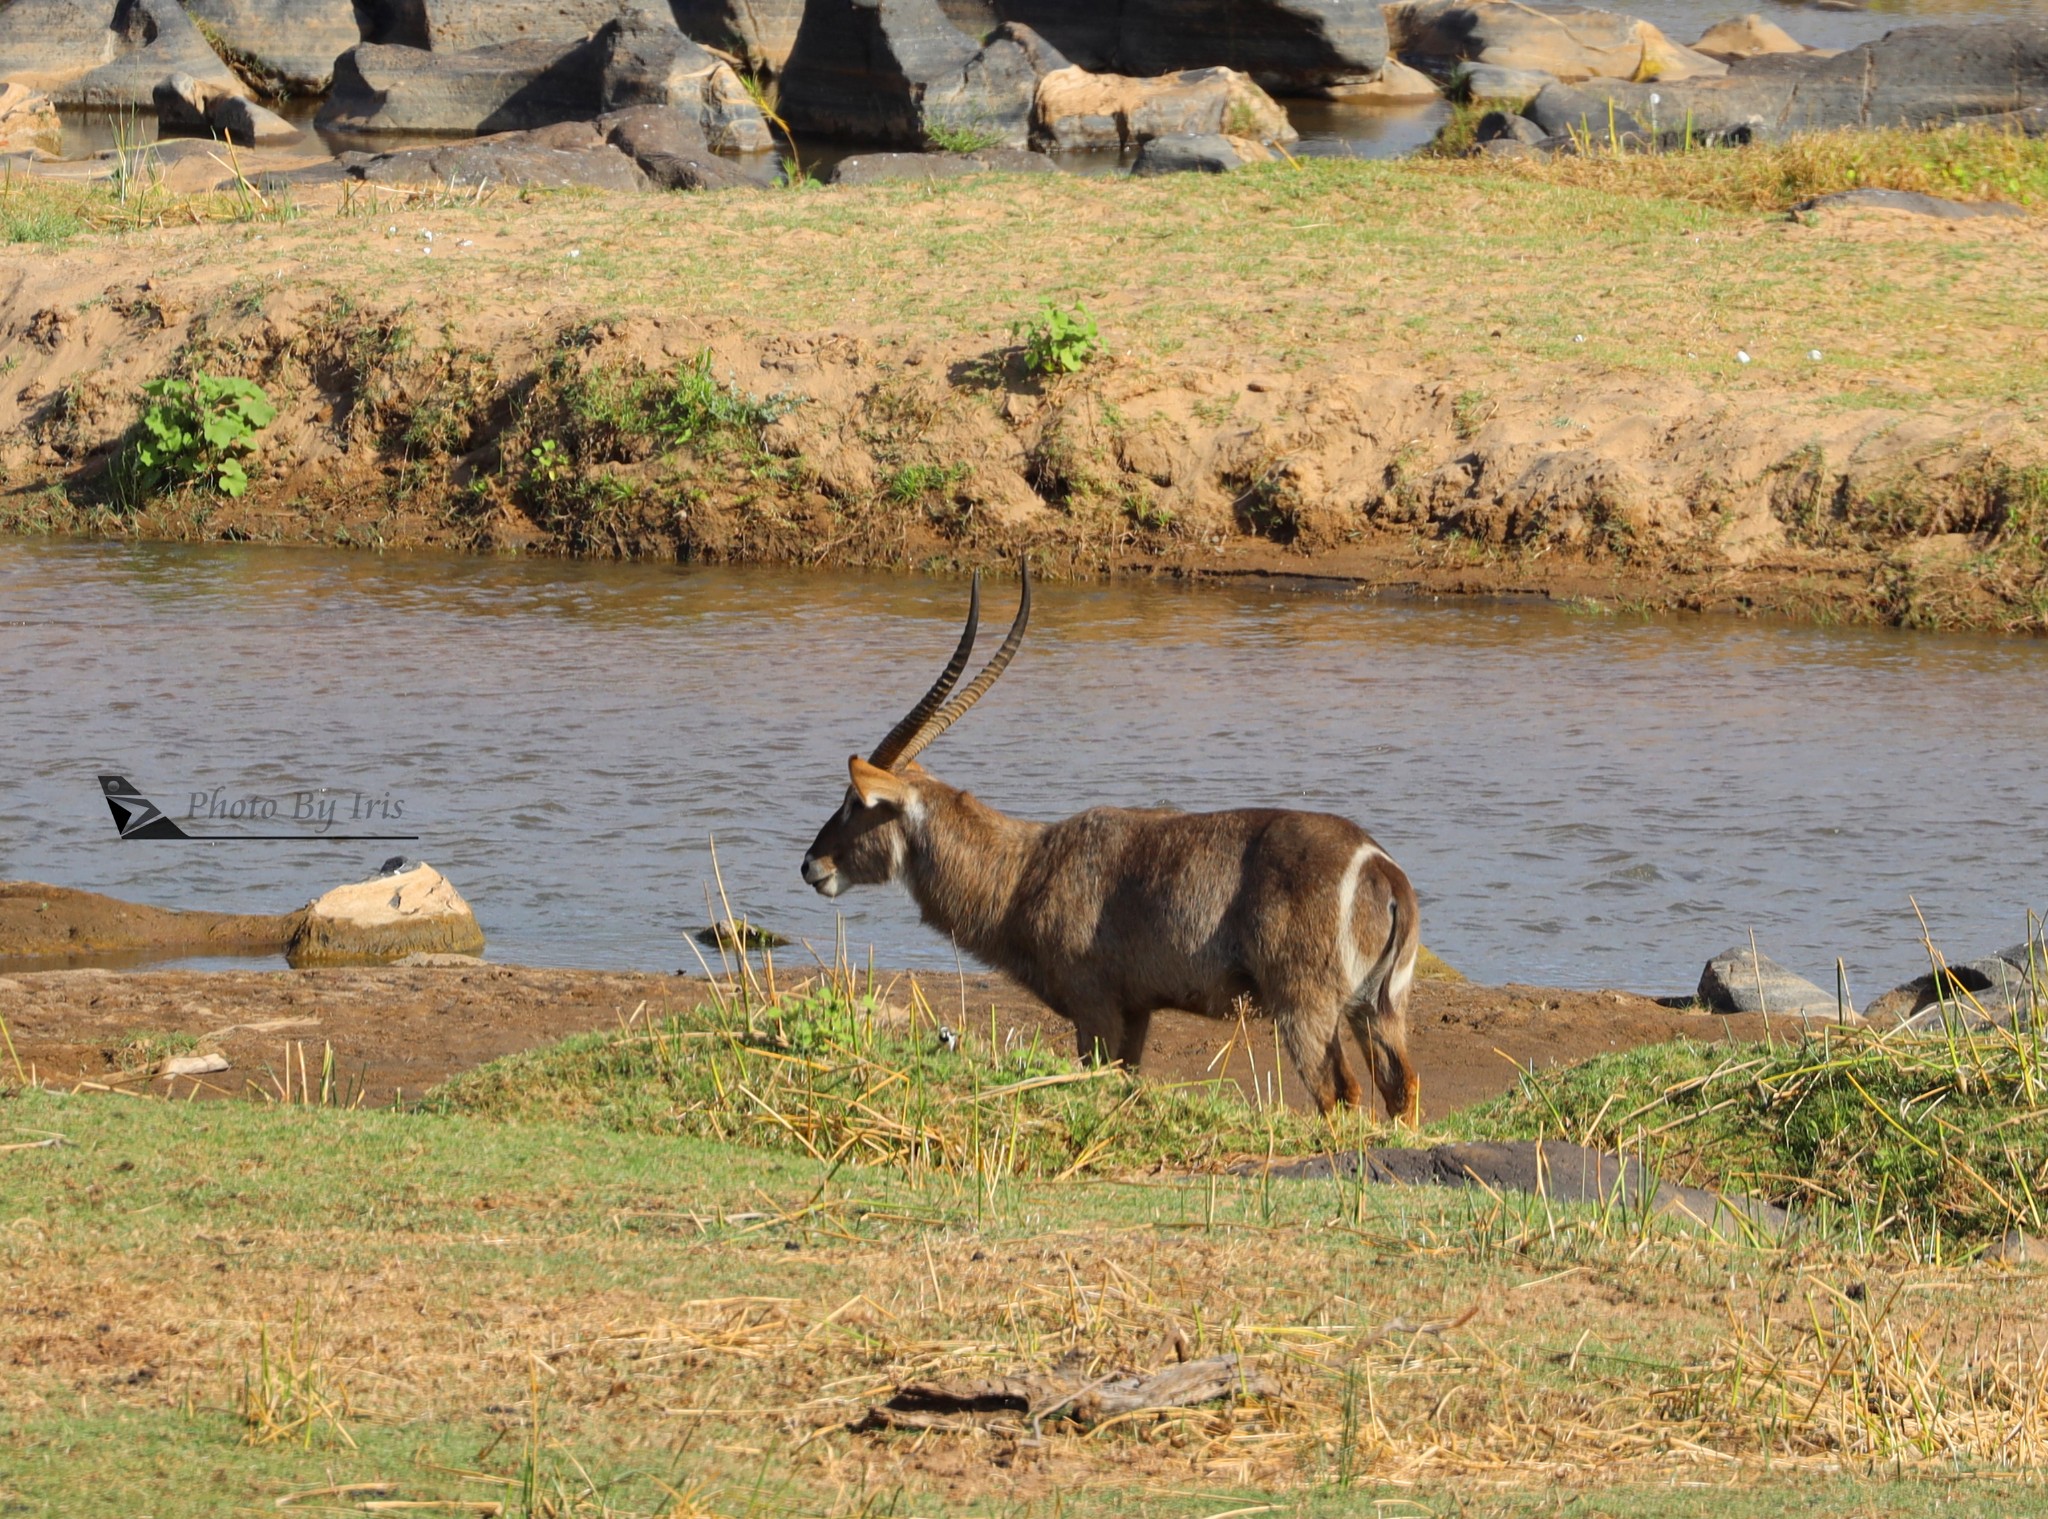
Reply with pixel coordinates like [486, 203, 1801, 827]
[0, 959, 1763, 1119]
[0, 881, 292, 959]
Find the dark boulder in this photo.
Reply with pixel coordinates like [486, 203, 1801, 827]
[779, 1, 1037, 149]
[1474, 108, 1547, 145]
[602, 104, 764, 188]
[1130, 131, 1271, 175]
[978, 0, 1387, 92]
[670, 0, 808, 74]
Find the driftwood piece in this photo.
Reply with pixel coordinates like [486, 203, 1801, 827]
[853, 1355, 1275, 1434]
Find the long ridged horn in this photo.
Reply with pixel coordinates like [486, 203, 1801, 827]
[890, 565, 1031, 768]
[868, 576, 980, 769]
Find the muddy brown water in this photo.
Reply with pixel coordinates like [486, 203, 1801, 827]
[1, 540, 2042, 994]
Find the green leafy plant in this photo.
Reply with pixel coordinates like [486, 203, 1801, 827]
[129, 373, 276, 498]
[925, 120, 1005, 154]
[1013, 301, 1101, 377]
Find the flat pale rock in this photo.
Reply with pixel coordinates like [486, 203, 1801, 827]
[159, 1052, 230, 1077]
[1034, 63, 1296, 152]
[286, 862, 485, 967]
[1792, 188, 2026, 220]
[1323, 58, 1440, 101]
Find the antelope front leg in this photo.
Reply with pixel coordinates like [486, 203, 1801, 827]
[1065, 1005, 1126, 1069]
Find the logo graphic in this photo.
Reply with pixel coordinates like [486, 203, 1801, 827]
[99, 775, 419, 842]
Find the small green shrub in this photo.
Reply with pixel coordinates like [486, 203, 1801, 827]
[128, 373, 276, 499]
[1013, 302, 1101, 377]
[925, 121, 1005, 154]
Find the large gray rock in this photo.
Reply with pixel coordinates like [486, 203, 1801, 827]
[0, 0, 249, 108]
[180, 0, 361, 94]
[596, 13, 773, 150]
[1386, 0, 1726, 83]
[1474, 108, 1547, 145]
[978, 0, 1387, 91]
[1697, 945, 1851, 1020]
[823, 145, 1054, 182]
[1516, 22, 2048, 147]
[1868, 938, 2043, 1027]
[1456, 62, 1557, 102]
[602, 104, 763, 187]
[319, 36, 605, 134]
[351, 0, 674, 53]
[779, 2, 1038, 148]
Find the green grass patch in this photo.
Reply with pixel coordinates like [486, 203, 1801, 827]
[431, 975, 1371, 1175]
[1455, 1022, 2048, 1250]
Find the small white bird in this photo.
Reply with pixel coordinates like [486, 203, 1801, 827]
[937, 1026, 960, 1052]
[1736, 350, 1751, 364]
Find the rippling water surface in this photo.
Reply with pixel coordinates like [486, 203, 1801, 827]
[1, 541, 2042, 993]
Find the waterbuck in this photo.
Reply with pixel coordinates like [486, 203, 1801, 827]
[799, 570, 1422, 1123]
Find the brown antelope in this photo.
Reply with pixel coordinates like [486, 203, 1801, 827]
[799, 569, 1422, 1123]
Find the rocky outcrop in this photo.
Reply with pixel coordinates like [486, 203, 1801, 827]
[285, 861, 485, 967]
[155, 70, 301, 144]
[1323, 58, 1440, 101]
[0, 0, 249, 109]
[1130, 131, 1275, 175]
[597, 13, 773, 150]
[1697, 945, 1853, 1021]
[1034, 64, 1296, 151]
[344, 107, 763, 191]
[180, 0, 362, 94]
[0, 82, 61, 156]
[1512, 22, 2048, 147]
[1386, 0, 1726, 83]
[979, 0, 1388, 92]
[779, 1, 1038, 148]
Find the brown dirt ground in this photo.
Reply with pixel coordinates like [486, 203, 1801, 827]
[0, 959, 1761, 1119]
[0, 880, 292, 959]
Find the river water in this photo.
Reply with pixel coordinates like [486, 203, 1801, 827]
[1, 541, 2041, 995]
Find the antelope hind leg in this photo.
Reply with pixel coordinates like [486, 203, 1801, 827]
[1350, 1004, 1421, 1127]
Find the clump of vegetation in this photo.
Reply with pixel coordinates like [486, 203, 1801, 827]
[1435, 121, 2048, 212]
[1455, 1003, 2048, 1248]
[925, 120, 1006, 154]
[119, 372, 277, 501]
[1014, 301, 1101, 377]
[431, 974, 1378, 1176]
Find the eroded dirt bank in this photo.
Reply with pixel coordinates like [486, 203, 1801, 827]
[4, 167, 2044, 630]
[0, 960, 1766, 1120]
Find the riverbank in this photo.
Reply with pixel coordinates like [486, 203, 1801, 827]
[3, 145, 2045, 631]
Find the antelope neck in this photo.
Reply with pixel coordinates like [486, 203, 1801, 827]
[899, 777, 1042, 960]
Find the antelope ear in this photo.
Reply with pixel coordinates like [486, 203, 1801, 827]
[848, 755, 912, 809]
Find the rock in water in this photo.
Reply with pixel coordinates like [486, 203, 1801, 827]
[155, 72, 301, 146]
[1692, 13, 1810, 63]
[1034, 64, 1296, 152]
[1696, 945, 1850, 1020]
[286, 862, 485, 967]
[1130, 132, 1273, 175]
